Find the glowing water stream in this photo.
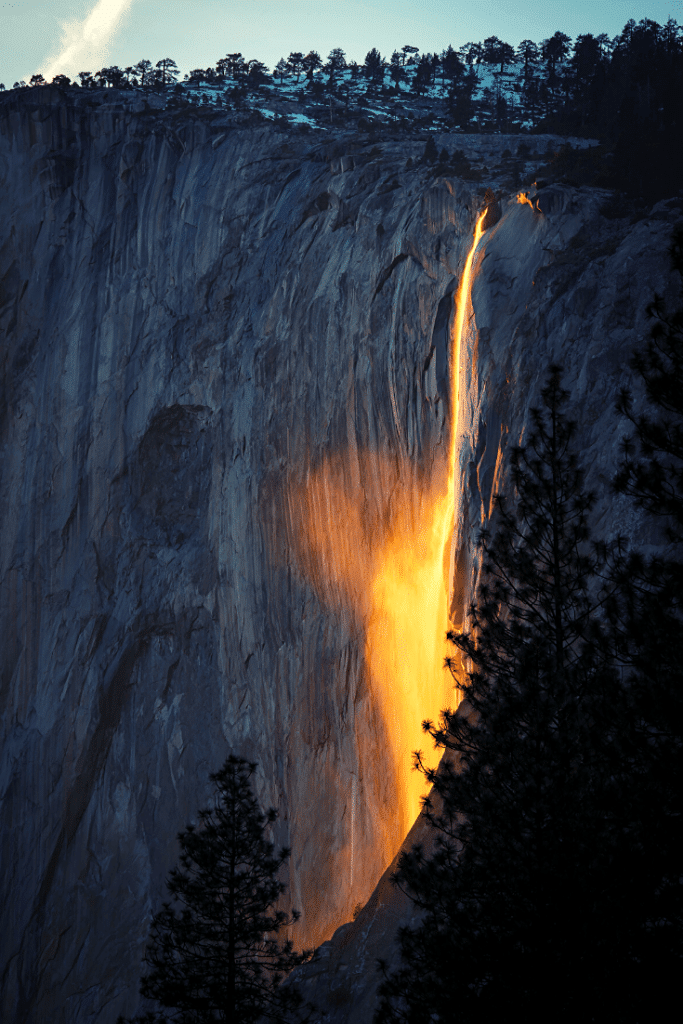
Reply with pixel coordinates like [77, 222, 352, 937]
[289, 210, 487, 864]
[366, 210, 487, 850]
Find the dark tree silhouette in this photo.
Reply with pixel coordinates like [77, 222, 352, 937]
[374, 368, 651, 1024]
[482, 34, 502, 67]
[541, 29, 572, 73]
[567, 33, 605, 124]
[95, 66, 126, 89]
[401, 45, 419, 66]
[440, 45, 463, 90]
[447, 71, 477, 128]
[412, 54, 432, 95]
[516, 38, 539, 81]
[273, 58, 289, 83]
[301, 51, 321, 83]
[286, 52, 305, 83]
[459, 41, 482, 67]
[421, 136, 438, 164]
[120, 756, 313, 1024]
[156, 59, 179, 87]
[607, 226, 683, 1001]
[134, 59, 154, 88]
[482, 36, 516, 74]
[245, 60, 269, 90]
[326, 47, 347, 79]
[185, 69, 210, 86]
[215, 53, 245, 81]
[363, 48, 384, 84]
[389, 51, 405, 91]
[615, 227, 683, 534]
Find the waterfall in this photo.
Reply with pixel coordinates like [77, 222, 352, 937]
[289, 211, 487, 865]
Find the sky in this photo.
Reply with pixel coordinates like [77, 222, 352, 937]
[1, 0, 683, 88]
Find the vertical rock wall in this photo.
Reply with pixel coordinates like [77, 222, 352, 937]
[0, 91, 479, 1023]
[1, 89, 677, 1022]
[296, 184, 681, 1024]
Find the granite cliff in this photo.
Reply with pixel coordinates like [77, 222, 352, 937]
[0, 88, 678, 1023]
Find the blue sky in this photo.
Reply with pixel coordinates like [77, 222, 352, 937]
[1, 0, 682, 88]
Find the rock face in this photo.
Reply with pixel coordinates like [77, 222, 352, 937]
[296, 186, 683, 1024]
[0, 88, 679, 1023]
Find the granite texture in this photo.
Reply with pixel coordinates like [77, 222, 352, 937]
[0, 88, 678, 1023]
[296, 184, 683, 1024]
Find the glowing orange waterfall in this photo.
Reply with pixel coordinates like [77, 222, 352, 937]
[366, 210, 487, 851]
[288, 210, 487, 864]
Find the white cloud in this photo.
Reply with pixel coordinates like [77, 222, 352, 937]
[37, 0, 134, 82]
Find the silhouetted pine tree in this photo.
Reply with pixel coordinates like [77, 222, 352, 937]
[120, 756, 312, 1024]
[375, 368, 643, 1024]
[421, 136, 438, 164]
[608, 224, 683, 1006]
[363, 48, 384, 84]
[615, 226, 683, 536]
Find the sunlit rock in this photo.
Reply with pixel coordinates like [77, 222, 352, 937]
[0, 88, 677, 1023]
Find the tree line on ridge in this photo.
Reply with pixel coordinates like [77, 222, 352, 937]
[2, 17, 682, 199]
[6, 18, 682, 129]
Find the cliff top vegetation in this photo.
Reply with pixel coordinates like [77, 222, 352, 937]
[1, 16, 682, 200]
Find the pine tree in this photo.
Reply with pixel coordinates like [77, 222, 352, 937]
[273, 59, 289, 84]
[374, 368, 641, 1024]
[121, 756, 313, 1024]
[401, 45, 419, 66]
[302, 51, 322, 83]
[412, 55, 432, 96]
[286, 52, 305, 83]
[156, 59, 179, 87]
[440, 45, 463, 91]
[615, 226, 683, 537]
[363, 48, 384, 84]
[608, 224, 683, 1006]
[517, 39, 540, 82]
[421, 136, 438, 165]
[133, 60, 154, 89]
[389, 52, 405, 91]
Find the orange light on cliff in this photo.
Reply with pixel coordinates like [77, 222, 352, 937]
[287, 211, 486, 863]
[516, 191, 535, 208]
[451, 210, 487, 477]
[367, 210, 487, 847]
[365, 484, 453, 846]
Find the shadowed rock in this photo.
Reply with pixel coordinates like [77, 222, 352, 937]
[0, 88, 676, 1023]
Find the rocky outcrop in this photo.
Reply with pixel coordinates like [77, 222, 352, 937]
[292, 184, 683, 1023]
[0, 87, 679, 1023]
